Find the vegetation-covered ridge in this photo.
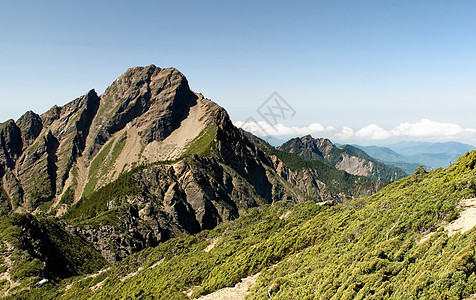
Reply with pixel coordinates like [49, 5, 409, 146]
[0, 214, 107, 297]
[7, 150, 476, 299]
[278, 135, 408, 181]
[180, 124, 217, 158]
[255, 137, 380, 196]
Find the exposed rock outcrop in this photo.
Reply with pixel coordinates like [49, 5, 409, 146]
[0, 120, 22, 176]
[0, 65, 383, 264]
[16, 111, 42, 147]
[85, 66, 198, 158]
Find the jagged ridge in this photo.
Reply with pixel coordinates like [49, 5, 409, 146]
[0, 65, 385, 295]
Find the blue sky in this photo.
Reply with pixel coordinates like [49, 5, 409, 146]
[1, 1, 475, 145]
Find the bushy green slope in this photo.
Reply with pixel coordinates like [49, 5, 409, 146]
[0, 214, 108, 296]
[64, 169, 142, 225]
[12, 151, 476, 299]
[10, 202, 323, 299]
[249, 154, 476, 299]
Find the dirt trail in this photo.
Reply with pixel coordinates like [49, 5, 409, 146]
[194, 273, 260, 300]
[445, 198, 476, 235]
[0, 241, 20, 296]
[418, 197, 476, 245]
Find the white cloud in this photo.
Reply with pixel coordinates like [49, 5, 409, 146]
[356, 124, 392, 140]
[308, 123, 326, 132]
[335, 126, 355, 139]
[391, 119, 476, 138]
[235, 120, 336, 137]
[235, 119, 476, 143]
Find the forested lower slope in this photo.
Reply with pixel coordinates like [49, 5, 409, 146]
[8, 150, 476, 299]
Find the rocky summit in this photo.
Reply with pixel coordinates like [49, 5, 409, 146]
[0, 65, 395, 297]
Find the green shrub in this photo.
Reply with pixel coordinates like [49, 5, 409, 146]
[65, 170, 141, 223]
[181, 124, 217, 158]
[8, 151, 476, 299]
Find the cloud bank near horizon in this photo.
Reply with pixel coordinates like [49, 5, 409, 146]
[234, 119, 476, 144]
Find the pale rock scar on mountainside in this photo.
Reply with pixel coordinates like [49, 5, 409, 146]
[204, 238, 219, 252]
[194, 273, 260, 300]
[445, 197, 476, 235]
[418, 197, 476, 245]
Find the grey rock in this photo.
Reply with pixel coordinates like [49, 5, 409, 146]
[17, 110, 43, 147]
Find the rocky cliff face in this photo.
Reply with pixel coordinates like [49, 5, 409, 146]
[279, 135, 407, 181]
[70, 154, 275, 262]
[0, 66, 207, 213]
[3, 90, 101, 211]
[0, 65, 382, 267]
[0, 121, 22, 178]
[85, 66, 198, 158]
[16, 111, 42, 147]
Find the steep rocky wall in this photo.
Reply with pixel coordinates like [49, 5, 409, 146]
[0, 65, 384, 266]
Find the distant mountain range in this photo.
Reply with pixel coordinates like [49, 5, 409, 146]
[255, 135, 474, 175]
[355, 141, 475, 174]
[277, 135, 407, 181]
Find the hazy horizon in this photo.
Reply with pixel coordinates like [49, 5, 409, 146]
[1, 1, 475, 145]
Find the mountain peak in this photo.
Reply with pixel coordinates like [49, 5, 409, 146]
[16, 110, 42, 146]
[103, 64, 191, 98]
[86, 65, 198, 154]
[0, 65, 394, 293]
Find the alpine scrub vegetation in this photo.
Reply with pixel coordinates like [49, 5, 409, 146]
[249, 152, 476, 299]
[8, 150, 476, 299]
[64, 169, 142, 225]
[0, 214, 107, 297]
